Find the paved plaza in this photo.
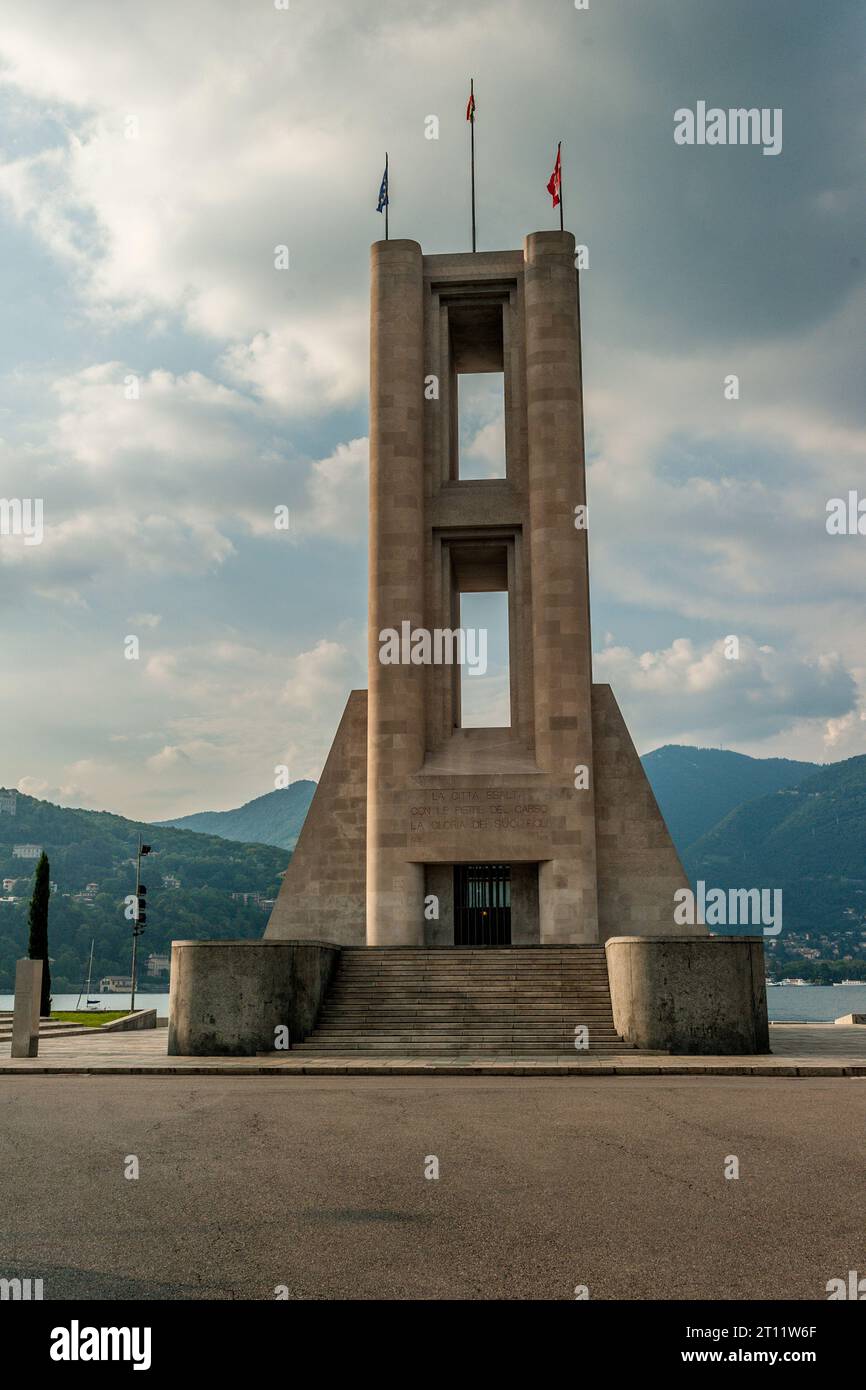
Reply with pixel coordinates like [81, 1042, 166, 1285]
[0, 1074, 863, 1300]
[1, 1022, 866, 1074]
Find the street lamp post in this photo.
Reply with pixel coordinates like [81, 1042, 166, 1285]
[130, 836, 150, 1013]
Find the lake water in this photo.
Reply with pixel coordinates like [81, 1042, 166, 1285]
[766, 984, 866, 1022]
[0, 992, 171, 1019]
[3, 986, 865, 1025]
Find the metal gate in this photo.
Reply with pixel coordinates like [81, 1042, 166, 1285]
[454, 863, 511, 946]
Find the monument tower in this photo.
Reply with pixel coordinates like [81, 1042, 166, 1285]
[266, 229, 696, 949]
[171, 231, 769, 1061]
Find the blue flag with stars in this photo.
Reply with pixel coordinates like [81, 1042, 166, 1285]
[376, 162, 388, 213]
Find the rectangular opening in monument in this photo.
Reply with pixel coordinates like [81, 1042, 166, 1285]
[458, 589, 510, 728]
[457, 372, 505, 480]
[447, 298, 506, 482]
[454, 864, 512, 946]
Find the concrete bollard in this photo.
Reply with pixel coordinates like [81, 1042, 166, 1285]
[168, 940, 339, 1055]
[11, 959, 43, 1058]
[605, 935, 770, 1055]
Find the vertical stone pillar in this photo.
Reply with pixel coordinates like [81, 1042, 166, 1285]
[524, 230, 599, 942]
[11, 958, 42, 1058]
[366, 240, 426, 944]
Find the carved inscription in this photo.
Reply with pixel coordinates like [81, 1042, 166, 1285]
[409, 788, 548, 834]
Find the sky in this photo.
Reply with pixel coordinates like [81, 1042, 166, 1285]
[0, 0, 864, 820]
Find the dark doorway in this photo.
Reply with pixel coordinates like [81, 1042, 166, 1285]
[454, 864, 511, 946]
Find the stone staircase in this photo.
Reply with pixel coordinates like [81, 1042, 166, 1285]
[0, 1012, 94, 1041]
[293, 946, 632, 1056]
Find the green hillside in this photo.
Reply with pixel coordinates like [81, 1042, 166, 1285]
[0, 791, 288, 992]
[641, 745, 820, 854]
[5, 746, 865, 992]
[154, 781, 315, 851]
[682, 755, 866, 942]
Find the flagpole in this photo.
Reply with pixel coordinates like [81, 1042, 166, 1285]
[385, 151, 389, 241]
[470, 79, 477, 252]
[558, 140, 564, 232]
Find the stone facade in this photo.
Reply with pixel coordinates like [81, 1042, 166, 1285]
[266, 231, 704, 949]
[266, 682, 696, 946]
[266, 691, 367, 945]
[605, 936, 770, 1054]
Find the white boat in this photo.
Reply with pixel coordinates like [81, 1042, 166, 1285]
[75, 940, 101, 1011]
[833, 980, 866, 986]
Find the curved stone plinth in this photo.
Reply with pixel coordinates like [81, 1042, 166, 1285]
[168, 940, 339, 1056]
[605, 935, 769, 1055]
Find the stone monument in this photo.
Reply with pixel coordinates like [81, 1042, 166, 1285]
[266, 231, 697, 949]
[170, 231, 769, 1057]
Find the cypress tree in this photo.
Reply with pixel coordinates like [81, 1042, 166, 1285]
[27, 851, 51, 1017]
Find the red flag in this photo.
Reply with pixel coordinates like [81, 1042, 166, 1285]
[547, 142, 562, 207]
[466, 87, 475, 121]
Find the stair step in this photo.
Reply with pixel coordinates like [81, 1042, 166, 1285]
[296, 945, 629, 1056]
[318, 1015, 616, 1023]
[312, 1025, 618, 1032]
[306, 1044, 621, 1050]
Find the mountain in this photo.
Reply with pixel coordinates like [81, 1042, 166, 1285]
[156, 751, 825, 862]
[641, 745, 820, 855]
[680, 755, 866, 941]
[0, 790, 288, 992]
[154, 781, 316, 851]
[5, 746, 863, 993]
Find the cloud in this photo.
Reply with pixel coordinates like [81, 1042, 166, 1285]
[32, 584, 88, 609]
[0, 0, 388, 411]
[0, 362, 370, 602]
[466, 419, 506, 474]
[581, 282, 866, 687]
[281, 639, 357, 711]
[16, 775, 94, 808]
[146, 745, 191, 772]
[823, 708, 866, 757]
[457, 375, 506, 479]
[294, 437, 368, 541]
[220, 316, 367, 416]
[595, 636, 857, 746]
[0, 0, 865, 817]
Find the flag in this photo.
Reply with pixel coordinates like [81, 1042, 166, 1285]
[467, 81, 477, 252]
[376, 162, 388, 213]
[547, 142, 562, 207]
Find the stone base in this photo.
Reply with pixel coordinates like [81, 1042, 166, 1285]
[168, 940, 339, 1056]
[265, 682, 699, 947]
[605, 935, 770, 1055]
[101, 1009, 157, 1031]
[11, 958, 42, 1058]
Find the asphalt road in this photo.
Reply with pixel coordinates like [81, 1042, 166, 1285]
[1, 1076, 863, 1300]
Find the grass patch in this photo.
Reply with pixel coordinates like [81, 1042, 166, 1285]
[50, 1011, 129, 1027]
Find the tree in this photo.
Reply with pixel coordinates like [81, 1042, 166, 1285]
[27, 851, 51, 1016]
